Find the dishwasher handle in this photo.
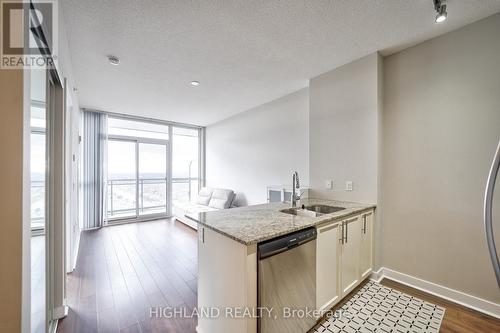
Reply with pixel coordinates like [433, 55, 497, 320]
[258, 227, 317, 260]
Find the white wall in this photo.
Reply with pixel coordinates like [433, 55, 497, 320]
[309, 53, 381, 204]
[206, 88, 309, 206]
[205, 11, 500, 314]
[56, 0, 82, 272]
[381, 13, 500, 304]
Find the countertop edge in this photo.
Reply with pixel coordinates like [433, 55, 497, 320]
[189, 204, 376, 246]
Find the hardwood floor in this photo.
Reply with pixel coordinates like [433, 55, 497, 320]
[380, 279, 500, 333]
[57, 218, 198, 333]
[58, 218, 500, 333]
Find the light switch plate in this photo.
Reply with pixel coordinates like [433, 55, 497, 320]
[345, 181, 353, 191]
[325, 180, 334, 190]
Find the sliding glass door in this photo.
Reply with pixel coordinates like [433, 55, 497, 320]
[139, 143, 167, 216]
[107, 139, 137, 219]
[106, 117, 170, 223]
[107, 139, 169, 222]
[105, 116, 202, 224]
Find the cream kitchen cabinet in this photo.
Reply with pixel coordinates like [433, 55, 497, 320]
[359, 211, 374, 279]
[316, 222, 342, 311]
[340, 216, 362, 297]
[316, 209, 374, 312]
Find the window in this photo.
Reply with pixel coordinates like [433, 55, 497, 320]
[105, 116, 202, 223]
[172, 127, 200, 205]
[107, 140, 137, 219]
[30, 100, 46, 233]
[108, 117, 169, 140]
[139, 143, 167, 215]
[30, 67, 47, 333]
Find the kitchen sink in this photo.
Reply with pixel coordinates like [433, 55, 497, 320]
[304, 205, 345, 214]
[280, 208, 321, 217]
[280, 204, 345, 217]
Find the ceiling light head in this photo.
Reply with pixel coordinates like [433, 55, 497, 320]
[107, 55, 120, 65]
[433, 0, 447, 23]
[190, 80, 200, 87]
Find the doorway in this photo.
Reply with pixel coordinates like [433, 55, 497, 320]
[106, 117, 170, 224]
[29, 65, 67, 332]
[107, 138, 168, 222]
[30, 68, 47, 333]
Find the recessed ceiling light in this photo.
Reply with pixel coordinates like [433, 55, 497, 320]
[107, 55, 120, 65]
[433, 0, 447, 23]
[435, 6, 447, 23]
[190, 81, 200, 86]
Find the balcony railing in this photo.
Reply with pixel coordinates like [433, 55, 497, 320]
[107, 177, 199, 219]
[32, 176, 200, 224]
[172, 177, 199, 203]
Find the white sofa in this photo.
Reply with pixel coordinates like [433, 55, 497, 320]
[173, 187, 235, 230]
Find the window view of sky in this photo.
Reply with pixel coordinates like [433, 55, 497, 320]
[172, 128, 199, 179]
[30, 133, 46, 178]
[108, 140, 136, 179]
[139, 143, 166, 178]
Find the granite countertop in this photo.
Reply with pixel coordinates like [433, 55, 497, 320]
[186, 199, 376, 245]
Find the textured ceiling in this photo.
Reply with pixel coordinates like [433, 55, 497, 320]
[62, 0, 500, 126]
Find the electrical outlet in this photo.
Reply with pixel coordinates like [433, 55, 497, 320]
[325, 179, 334, 190]
[345, 181, 353, 191]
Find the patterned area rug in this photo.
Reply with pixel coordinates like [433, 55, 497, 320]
[314, 281, 445, 333]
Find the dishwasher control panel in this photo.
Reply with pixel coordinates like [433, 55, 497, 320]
[258, 227, 317, 260]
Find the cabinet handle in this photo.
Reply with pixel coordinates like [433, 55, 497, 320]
[339, 223, 344, 244]
[362, 215, 367, 234]
[345, 221, 348, 243]
[342, 222, 345, 244]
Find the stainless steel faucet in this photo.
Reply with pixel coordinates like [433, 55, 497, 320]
[291, 171, 301, 207]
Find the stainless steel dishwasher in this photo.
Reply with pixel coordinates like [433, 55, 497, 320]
[258, 227, 317, 333]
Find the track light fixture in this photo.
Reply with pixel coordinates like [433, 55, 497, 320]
[434, 0, 447, 23]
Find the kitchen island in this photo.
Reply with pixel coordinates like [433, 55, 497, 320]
[187, 199, 376, 333]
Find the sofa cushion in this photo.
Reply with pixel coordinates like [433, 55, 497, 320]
[196, 187, 213, 205]
[208, 188, 235, 209]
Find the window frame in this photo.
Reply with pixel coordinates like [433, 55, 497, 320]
[103, 113, 205, 225]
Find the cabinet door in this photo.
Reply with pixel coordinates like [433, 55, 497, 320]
[341, 216, 361, 297]
[316, 222, 341, 311]
[359, 211, 373, 279]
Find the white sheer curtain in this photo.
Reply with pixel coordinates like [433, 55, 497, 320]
[82, 111, 108, 229]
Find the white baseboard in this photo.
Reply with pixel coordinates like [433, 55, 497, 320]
[371, 267, 500, 319]
[369, 267, 384, 283]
